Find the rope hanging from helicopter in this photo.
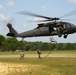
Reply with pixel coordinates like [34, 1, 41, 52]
[44, 50, 52, 58]
[44, 37, 57, 58]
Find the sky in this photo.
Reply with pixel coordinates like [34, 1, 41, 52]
[0, 0, 76, 43]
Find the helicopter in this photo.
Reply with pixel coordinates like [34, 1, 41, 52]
[6, 10, 76, 41]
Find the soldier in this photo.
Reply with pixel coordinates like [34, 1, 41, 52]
[57, 26, 64, 37]
[37, 50, 42, 59]
[20, 51, 24, 60]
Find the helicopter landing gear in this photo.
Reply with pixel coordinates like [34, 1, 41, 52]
[64, 34, 68, 39]
[21, 37, 25, 42]
[58, 33, 62, 37]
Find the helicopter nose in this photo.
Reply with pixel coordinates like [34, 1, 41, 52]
[75, 26, 76, 32]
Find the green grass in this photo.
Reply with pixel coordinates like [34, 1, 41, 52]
[0, 50, 76, 75]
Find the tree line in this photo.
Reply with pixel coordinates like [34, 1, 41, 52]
[0, 35, 76, 51]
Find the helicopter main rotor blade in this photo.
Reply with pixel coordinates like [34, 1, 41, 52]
[16, 10, 76, 23]
[60, 10, 76, 18]
[16, 11, 52, 20]
[28, 17, 61, 22]
[61, 18, 76, 21]
[29, 19, 53, 22]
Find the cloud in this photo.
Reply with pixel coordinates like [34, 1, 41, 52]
[0, 14, 14, 35]
[8, 1, 15, 7]
[0, 14, 9, 22]
[0, 14, 10, 35]
[0, 5, 4, 10]
[0, 14, 7, 22]
[0, 23, 8, 36]
[41, 5, 47, 10]
[69, 0, 76, 3]
[41, 4, 49, 10]
[0, 13, 13, 24]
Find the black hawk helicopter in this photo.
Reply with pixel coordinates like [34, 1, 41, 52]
[6, 10, 76, 41]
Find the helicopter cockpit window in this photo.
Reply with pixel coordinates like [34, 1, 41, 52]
[40, 27, 49, 32]
[66, 23, 75, 28]
[70, 24, 75, 27]
[66, 23, 71, 28]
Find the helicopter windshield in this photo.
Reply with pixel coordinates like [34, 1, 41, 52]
[70, 23, 75, 27]
[69, 23, 75, 27]
[66, 23, 75, 28]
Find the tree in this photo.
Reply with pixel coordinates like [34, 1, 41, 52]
[0, 35, 6, 51]
[0, 35, 75, 51]
[66, 43, 74, 50]
[49, 43, 56, 50]
[41, 43, 49, 50]
[2, 37, 18, 52]
[0, 35, 5, 45]
[56, 43, 63, 50]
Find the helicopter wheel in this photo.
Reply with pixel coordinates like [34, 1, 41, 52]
[58, 34, 62, 37]
[58, 32, 62, 37]
[64, 34, 67, 39]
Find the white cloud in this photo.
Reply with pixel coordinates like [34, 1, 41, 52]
[41, 4, 49, 10]
[0, 14, 7, 22]
[41, 5, 47, 10]
[0, 14, 8, 22]
[0, 5, 4, 10]
[0, 23, 8, 36]
[8, 1, 15, 7]
[69, 0, 76, 3]
[0, 13, 13, 23]
[0, 14, 10, 35]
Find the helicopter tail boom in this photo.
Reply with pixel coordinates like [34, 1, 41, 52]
[6, 23, 18, 37]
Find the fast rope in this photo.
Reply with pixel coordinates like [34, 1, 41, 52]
[44, 37, 57, 58]
[44, 50, 52, 58]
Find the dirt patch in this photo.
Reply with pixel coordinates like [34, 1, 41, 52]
[0, 62, 41, 75]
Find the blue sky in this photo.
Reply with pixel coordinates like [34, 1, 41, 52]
[0, 0, 76, 43]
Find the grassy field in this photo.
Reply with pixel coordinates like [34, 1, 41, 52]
[0, 50, 76, 75]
